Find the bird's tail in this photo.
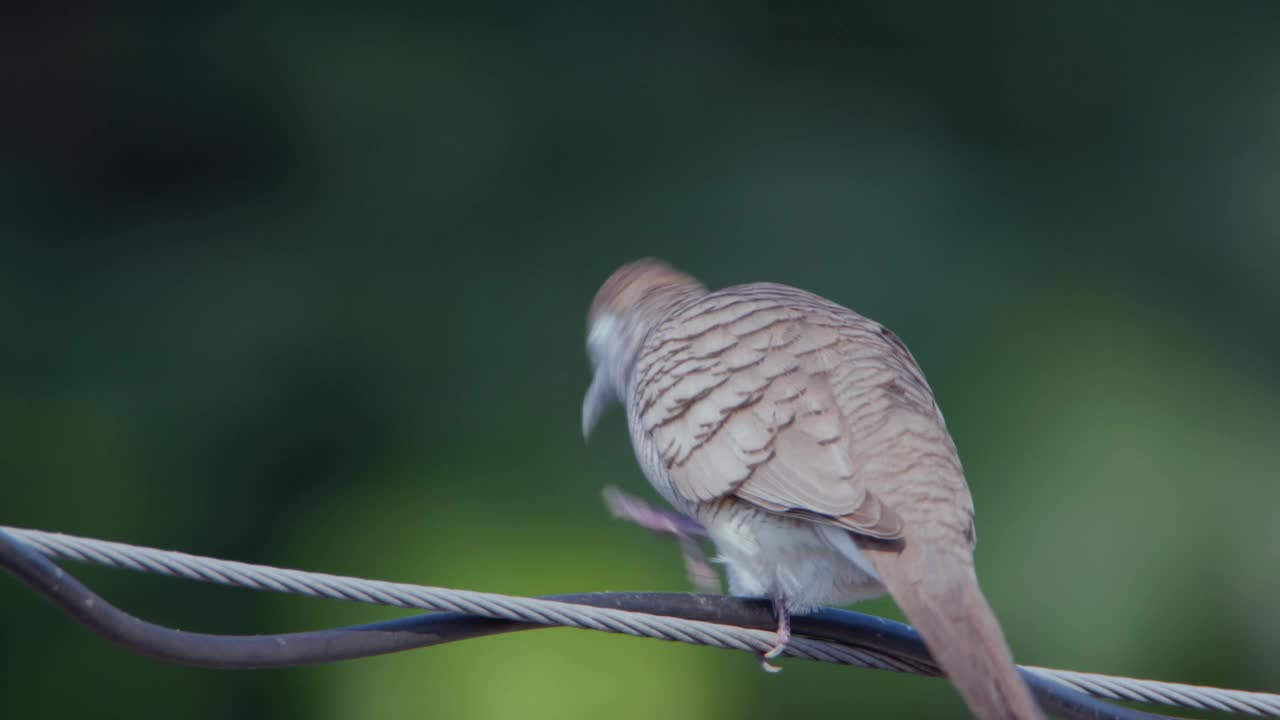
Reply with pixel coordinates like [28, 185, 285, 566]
[866, 542, 1044, 720]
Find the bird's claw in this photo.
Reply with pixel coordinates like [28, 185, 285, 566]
[757, 653, 784, 673]
[756, 598, 791, 671]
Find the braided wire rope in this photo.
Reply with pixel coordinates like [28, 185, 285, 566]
[0, 526, 914, 671]
[4, 526, 1278, 718]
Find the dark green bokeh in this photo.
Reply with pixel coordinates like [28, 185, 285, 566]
[3, 4, 1279, 718]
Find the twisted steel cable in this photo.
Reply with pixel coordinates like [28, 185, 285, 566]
[0, 526, 947, 672]
[3, 526, 1277, 719]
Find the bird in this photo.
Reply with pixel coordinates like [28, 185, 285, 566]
[581, 259, 1044, 720]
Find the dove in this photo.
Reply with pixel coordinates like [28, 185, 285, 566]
[583, 259, 1042, 720]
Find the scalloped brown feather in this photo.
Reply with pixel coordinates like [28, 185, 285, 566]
[633, 283, 938, 540]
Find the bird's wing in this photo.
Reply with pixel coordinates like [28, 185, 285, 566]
[634, 283, 963, 540]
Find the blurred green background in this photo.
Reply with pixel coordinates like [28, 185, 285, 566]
[3, 3, 1279, 719]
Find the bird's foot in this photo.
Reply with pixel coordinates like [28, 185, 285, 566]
[676, 536, 721, 594]
[757, 654, 784, 673]
[602, 487, 720, 593]
[602, 486, 707, 537]
[756, 598, 792, 672]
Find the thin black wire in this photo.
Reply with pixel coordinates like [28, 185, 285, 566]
[0, 528, 1176, 720]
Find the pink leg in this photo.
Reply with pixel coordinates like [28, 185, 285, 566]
[602, 487, 719, 593]
[602, 486, 707, 537]
[603, 487, 792, 672]
[758, 597, 792, 672]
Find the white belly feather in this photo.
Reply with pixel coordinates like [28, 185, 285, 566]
[696, 502, 887, 613]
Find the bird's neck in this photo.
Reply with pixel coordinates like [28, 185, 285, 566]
[611, 285, 705, 395]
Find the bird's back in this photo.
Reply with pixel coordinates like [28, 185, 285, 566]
[628, 282, 974, 549]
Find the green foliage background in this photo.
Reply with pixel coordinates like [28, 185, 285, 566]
[3, 4, 1279, 718]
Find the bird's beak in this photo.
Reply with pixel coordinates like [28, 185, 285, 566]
[582, 371, 613, 440]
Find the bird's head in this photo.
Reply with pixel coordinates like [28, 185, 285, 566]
[583, 259, 705, 439]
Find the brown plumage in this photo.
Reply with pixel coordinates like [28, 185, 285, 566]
[583, 259, 1043, 720]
